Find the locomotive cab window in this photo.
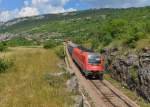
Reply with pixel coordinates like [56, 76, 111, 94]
[88, 54, 101, 65]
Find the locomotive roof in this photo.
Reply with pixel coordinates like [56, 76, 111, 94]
[68, 42, 94, 52]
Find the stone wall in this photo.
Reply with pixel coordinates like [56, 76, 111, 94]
[103, 47, 150, 102]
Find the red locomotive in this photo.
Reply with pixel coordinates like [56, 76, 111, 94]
[68, 42, 105, 80]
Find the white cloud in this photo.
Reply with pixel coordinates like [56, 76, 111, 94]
[30, 0, 76, 14]
[46, 5, 67, 13]
[18, 7, 39, 17]
[48, 0, 69, 6]
[0, 0, 76, 22]
[31, 0, 69, 7]
[0, 9, 19, 22]
[0, 11, 12, 22]
[44, 5, 76, 14]
[66, 8, 76, 12]
[32, 0, 49, 6]
[30, 0, 76, 15]
[80, 0, 150, 8]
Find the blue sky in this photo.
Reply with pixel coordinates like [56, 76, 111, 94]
[0, 0, 150, 22]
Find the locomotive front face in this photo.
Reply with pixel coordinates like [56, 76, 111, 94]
[83, 53, 104, 79]
[86, 53, 104, 72]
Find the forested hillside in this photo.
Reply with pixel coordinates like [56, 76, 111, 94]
[1, 6, 150, 50]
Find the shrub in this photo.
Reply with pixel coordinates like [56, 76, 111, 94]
[102, 33, 113, 46]
[130, 66, 138, 82]
[54, 46, 65, 59]
[125, 36, 136, 48]
[6, 37, 34, 46]
[99, 48, 105, 53]
[128, 41, 136, 48]
[125, 31, 145, 48]
[0, 42, 7, 52]
[43, 39, 61, 49]
[0, 59, 12, 73]
[108, 19, 127, 37]
[135, 32, 145, 40]
[91, 39, 99, 50]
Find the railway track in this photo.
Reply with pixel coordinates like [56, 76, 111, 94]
[91, 80, 134, 107]
[64, 43, 139, 107]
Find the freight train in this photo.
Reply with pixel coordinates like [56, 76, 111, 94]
[67, 42, 105, 80]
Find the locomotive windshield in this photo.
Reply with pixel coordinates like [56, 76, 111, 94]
[88, 54, 101, 65]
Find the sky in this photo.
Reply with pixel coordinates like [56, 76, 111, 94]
[0, 0, 150, 22]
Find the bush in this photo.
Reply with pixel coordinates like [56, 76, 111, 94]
[54, 46, 65, 59]
[0, 59, 12, 73]
[130, 66, 138, 82]
[43, 39, 61, 49]
[125, 36, 136, 48]
[6, 37, 34, 46]
[0, 42, 7, 52]
[91, 39, 99, 50]
[128, 41, 136, 48]
[102, 33, 113, 46]
[135, 32, 145, 40]
[125, 31, 145, 48]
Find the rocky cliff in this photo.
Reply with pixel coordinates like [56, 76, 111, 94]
[103, 47, 150, 102]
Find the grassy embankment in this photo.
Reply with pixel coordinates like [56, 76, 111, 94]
[0, 47, 73, 107]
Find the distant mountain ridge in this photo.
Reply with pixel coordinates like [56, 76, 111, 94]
[1, 6, 150, 32]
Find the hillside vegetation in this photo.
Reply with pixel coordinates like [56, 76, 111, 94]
[1, 7, 150, 50]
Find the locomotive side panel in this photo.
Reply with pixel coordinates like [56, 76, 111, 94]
[72, 48, 83, 69]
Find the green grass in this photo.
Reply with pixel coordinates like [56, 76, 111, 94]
[0, 47, 73, 107]
[104, 75, 150, 107]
